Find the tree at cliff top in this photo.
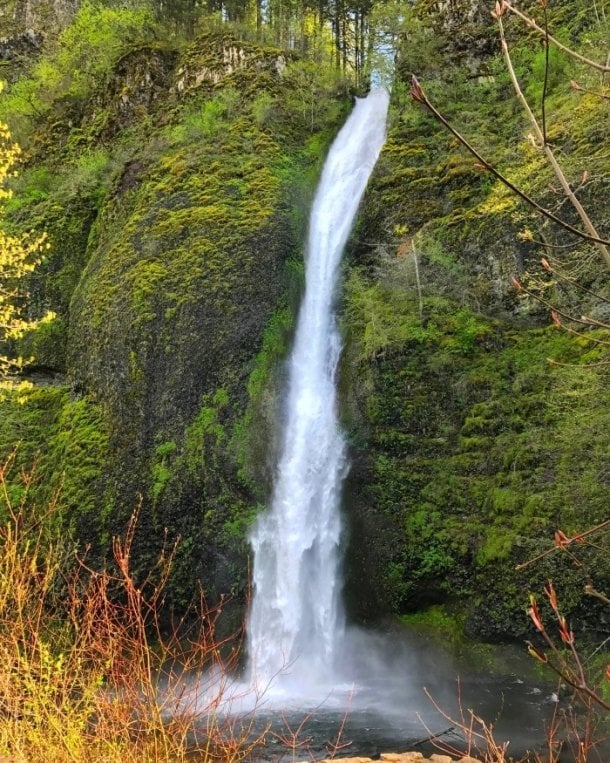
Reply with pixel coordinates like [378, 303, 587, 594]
[147, 0, 373, 73]
[3, 0, 393, 85]
[0, 84, 51, 380]
[148, 0, 380, 79]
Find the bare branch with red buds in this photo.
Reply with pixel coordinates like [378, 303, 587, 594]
[491, 0, 508, 19]
[544, 581, 559, 611]
[410, 76, 425, 104]
[538, 257, 610, 307]
[529, 596, 545, 632]
[527, 642, 548, 663]
[408, 77, 610, 249]
[508, 277, 610, 341]
[517, 520, 610, 571]
[558, 616, 574, 646]
[555, 529, 570, 548]
[525, 576, 610, 712]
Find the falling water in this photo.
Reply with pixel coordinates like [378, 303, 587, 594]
[248, 89, 390, 693]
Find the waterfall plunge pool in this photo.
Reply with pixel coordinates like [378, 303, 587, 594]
[176, 621, 563, 761]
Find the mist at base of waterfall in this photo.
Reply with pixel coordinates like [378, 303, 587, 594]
[177, 622, 558, 758]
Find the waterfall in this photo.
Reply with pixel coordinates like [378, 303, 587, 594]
[248, 89, 390, 692]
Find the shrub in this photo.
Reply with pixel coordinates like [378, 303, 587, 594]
[1, 2, 157, 144]
[0, 453, 264, 763]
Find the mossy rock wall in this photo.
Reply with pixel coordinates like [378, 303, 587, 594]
[0, 25, 349, 608]
[66, 39, 347, 604]
[342, 0, 610, 638]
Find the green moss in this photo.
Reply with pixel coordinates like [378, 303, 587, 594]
[72, 98, 292, 342]
[232, 305, 294, 483]
[151, 440, 177, 502]
[183, 390, 228, 475]
[18, 317, 67, 371]
[0, 385, 110, 535]
[345, 243, 610, 635]
[341, 9, 610, 635]
[400, 604, 464, 634]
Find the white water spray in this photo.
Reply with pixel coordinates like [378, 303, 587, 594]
[248, 89, 390, 692]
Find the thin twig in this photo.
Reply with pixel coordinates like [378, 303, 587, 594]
[541, 1, 549, 146]
[412, 726, 457, 748]
[516, 519, 610, 570]
[548, 357, 610, 368]
[409, 77, 610, 250]
[571, 82, 610, 101]
[542, 258, 610, 307]
[528, 236, 581, 250]
[496, 11, 610, 269]
[513, 279, 610, 330]
[584, 585, 610, 607]
[556, 321, 610, 347]
[503, 1, 610, 73]
[412, 245, 424, 323]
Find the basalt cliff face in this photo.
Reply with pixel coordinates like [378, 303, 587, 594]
[342, 0, 610, 637]
[0, 9, 349, 611]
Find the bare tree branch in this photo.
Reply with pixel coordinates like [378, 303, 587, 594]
[504, 0, 610, 73]
[410, 76, 610, 251]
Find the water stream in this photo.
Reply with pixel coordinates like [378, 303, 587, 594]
[181, 91, 565, 758]
[247, 88, 390, 693]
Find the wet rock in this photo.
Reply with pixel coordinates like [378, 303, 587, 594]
[299, 753, 481, 763]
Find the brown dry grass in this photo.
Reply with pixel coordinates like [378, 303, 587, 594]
[0, 452, 265, 763]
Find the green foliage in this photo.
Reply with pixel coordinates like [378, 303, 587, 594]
[282, 60, 348, 134]
[232, 304, 295, 488]
[1, 2, 157, 144]
[525, 45, 569, 104]
[63, 150, 115, 205]
[347, 254, 610, 633]
[151, 440, 177, 501]
[400, 604, 465, 642]
[0, 385, 109, 532]
[2, 148, 118, 336]
[245, 308, 293, 402]
[344, 255, 492, 362]
[251, 91, 276, 127]
[167, 88, 242, 143]
[18, 316, 67, 371]
[183, 389, 228, 475]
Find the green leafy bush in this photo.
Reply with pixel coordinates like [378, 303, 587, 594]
[1, 2, 157, 143]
